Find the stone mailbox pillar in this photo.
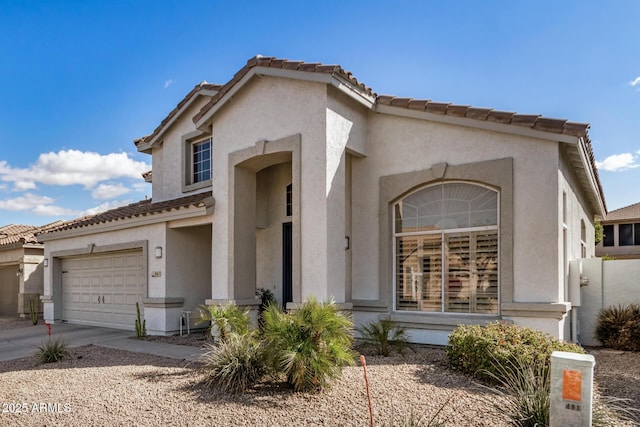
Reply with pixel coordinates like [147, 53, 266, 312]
[550, 351, 595, 427]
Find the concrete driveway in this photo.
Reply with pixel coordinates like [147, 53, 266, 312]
[0, 321, 206, 362]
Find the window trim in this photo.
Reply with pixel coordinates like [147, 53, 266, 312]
[182, 132, 212, 193]
[392, 181, 500, 316]
[372, 158, 514, 318]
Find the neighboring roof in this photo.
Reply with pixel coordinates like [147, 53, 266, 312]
[39, 191, 213, 235]
[604, 202, 640, 222]
[192, 55, 375, 125]
[135, 81, 222, 151]
[0, 221, 65, 247]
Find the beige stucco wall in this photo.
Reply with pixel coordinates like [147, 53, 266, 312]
[351, 113, 562, 305]
[166, 224, 212, 315]
[0, 246, 44, 317]
[255, 162, 292, 304]
[151, 96, 212, 202]
[578, 257, 640, 346]
[0, 266, 18, 316]
[209, 76, 333, 302]
[558, 146, 596, 299]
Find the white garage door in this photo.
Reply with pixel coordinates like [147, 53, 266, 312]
[62, 250, 145, 330]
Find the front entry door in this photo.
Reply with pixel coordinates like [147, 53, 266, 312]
[282, 222, 293, 308]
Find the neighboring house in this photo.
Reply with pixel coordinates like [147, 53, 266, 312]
[39, 56, 606, 344]
[0, 223, 62, 317]
[595, 202, 640, 259]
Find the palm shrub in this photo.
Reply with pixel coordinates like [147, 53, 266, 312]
[200, 332, 267, 394]
[262, 297, 355, 392]
[256, 287, 276, 330]
[357, 316, 409, 356]
[34, 337, 69, 364]
[446, 321, 584, 383]
[595, 303, 640, 351]
[193, 302, 250, 342]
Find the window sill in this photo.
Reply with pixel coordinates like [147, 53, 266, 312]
[389, 312, 501, 329]
[183, 179, 212, 193]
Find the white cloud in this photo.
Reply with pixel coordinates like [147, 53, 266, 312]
[164, 79, 174, 89]
[13, 180, 37, 191]
[596, 152, 640, 171]
[630, 76, 640, 87]
[0, 193, 77, 216]
[80, 199, 133, 216]
[0, 150, 150, 190]
[32, 204, 78, 217]
[91, 183, 130, 200]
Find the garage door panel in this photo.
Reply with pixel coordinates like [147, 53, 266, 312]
[62, 250, 144, 330]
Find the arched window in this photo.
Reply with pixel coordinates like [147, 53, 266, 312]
[393, 182, 499, 314]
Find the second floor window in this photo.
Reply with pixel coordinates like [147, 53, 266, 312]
[192, 138, 211, 184]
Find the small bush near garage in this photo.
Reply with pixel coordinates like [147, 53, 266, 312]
[595, 303, 640, 351]
[34, 337, 70, 365]
[446, 321, 584, 383]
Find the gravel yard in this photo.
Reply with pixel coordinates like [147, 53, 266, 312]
[1, 320, 638, 426]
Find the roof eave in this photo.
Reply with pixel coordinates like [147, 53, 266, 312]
[574, 136, 607, 217]
[38, 203, 212, 242]
[375, 103, 580, 144]
[135, 87, 220, 153]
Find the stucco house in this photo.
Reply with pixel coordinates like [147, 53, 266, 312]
[39, 56, 606, 345]
[0, 222, 63, 317]
[595, 202, 640, 259]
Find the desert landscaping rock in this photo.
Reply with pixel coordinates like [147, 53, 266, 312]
[1, 343, 638, 426]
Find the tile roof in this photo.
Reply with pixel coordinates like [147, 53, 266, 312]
[187, 55, 604, 213]
[376, 95, 590, 138]
[604, 202, 640, 221]
[39, 191, 213, 235]
[134, 82, 222, 147]
[0, 221, 66, 247]
[192, 55, 375, 124]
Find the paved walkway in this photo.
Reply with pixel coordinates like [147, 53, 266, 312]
[0, 322, 206, 362]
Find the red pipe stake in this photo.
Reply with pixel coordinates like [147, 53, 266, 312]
[360, 355, 374, 427]
[45, 322, 51, 336]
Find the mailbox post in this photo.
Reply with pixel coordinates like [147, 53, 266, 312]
[550, 351, 595, 427]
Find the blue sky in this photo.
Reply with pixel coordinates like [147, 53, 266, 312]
[1, 0, 639, 226]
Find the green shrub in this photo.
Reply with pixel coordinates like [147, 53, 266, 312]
[262, 297, 355, 392]
[34, 337, 69, 364]
[193, 302, 250, 343]
[446, 321, 584, 382]
[200, 332, 266, 393]
[135, 301, 146, 338]
[29, 295, 39, 325]
[357, 316, 409, 356]
[595, 304, 640, 351]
